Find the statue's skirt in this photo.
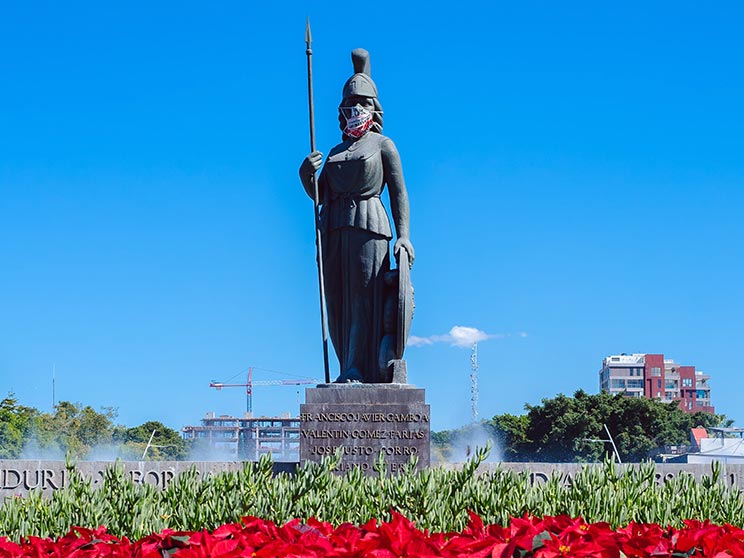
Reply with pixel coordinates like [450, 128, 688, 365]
[323, 227, 389, 383]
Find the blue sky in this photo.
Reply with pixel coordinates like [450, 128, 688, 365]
[1, 1, 743, 434]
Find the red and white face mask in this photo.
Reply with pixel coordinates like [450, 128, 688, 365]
[340, 104, 374, 139]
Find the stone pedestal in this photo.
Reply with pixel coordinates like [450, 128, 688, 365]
[300, 384, 430, 474]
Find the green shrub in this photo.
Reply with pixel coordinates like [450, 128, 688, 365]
[2, 448, 742, 541]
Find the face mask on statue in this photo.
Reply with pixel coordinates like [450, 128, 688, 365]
[340, 104, 375, 139]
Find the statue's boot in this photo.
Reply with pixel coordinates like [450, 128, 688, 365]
[335, 367, 363, 383]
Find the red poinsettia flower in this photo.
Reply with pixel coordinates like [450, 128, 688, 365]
[615, 521, 671, 557]
[677, 521, 744, 558]
[350, 512, 446, 558]
[439, 512, 510, 558]
[60, 526, 132, 558]
[0, 537, 23, 558]
[238, 515, 283, 548]
[11, 511, 744, 558]
[134, 528, 191, 558]
[318, 522, 359, 557]
[671, 519, 720, 556]
[533, 530, 612, 558]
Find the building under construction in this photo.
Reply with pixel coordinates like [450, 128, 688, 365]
[182, 412, 300, 461]
[183, 367, 315, 460]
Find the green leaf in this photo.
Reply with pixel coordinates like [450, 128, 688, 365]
[532, 529, 552, 551]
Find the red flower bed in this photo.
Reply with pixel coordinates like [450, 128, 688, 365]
[1, 513, 743, 557]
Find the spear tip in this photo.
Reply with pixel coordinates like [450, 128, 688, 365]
[305, 17, 312, 46]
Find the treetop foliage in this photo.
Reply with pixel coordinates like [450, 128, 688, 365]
[0, 393, 187, 460]
[435, 390, 730, 463]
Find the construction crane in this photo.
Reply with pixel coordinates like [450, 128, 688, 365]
[209, 367, 318, 415]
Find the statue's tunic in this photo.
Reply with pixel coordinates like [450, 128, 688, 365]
[318, 132, 393, 383]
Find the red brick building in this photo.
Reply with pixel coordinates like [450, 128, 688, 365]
[599, 353, 714, 414]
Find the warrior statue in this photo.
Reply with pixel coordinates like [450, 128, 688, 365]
[300, 48, 414, 384]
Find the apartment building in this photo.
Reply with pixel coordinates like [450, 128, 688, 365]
[599, 353, 714, 413]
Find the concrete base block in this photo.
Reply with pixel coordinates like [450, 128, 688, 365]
[300, 384, 430, 474]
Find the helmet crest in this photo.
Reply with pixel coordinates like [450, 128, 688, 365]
[342, 48, 379, 99]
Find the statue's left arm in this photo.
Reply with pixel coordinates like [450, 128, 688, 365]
[381, 138, 415, 266]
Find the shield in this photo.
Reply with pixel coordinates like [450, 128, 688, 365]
[395, 249, 414, 359]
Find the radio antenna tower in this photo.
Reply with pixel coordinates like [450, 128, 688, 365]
[470, 342, 479, 422]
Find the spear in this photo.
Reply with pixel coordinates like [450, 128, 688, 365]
[305, 18, 331, 383]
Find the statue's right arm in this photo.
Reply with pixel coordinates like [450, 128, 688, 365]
[299, 151, 324, 200]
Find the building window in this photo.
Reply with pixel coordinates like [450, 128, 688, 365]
[611, 379, 625, 389]
[657, 379, 662, 389]
[682, 378, 692, 387]
[651, 367, 661, 377]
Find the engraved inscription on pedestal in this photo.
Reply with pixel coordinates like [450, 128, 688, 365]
[300, 384, 430, 473]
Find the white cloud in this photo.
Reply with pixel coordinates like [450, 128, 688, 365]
[448, 326, 494, 348]
[407, 335, 434, 347]
[408, 326, 526, 349]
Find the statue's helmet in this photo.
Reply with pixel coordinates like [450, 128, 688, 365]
[339, 48, 384, 134]
[342, 49, 379, 99]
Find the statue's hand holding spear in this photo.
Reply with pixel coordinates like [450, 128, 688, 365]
[299, 151, 323, 195]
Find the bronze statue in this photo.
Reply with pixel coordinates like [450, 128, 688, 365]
[300, 48, 414, 384]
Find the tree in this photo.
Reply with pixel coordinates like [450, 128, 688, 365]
[0, 393, 38, 458]
[115, 420, 188, 460]
[0, 394, 191, 461]
[514, 390, 729, 462]
[434, 390, 731, 463]
[490, 413, 529, 461]
[32, 401, 118, 459]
